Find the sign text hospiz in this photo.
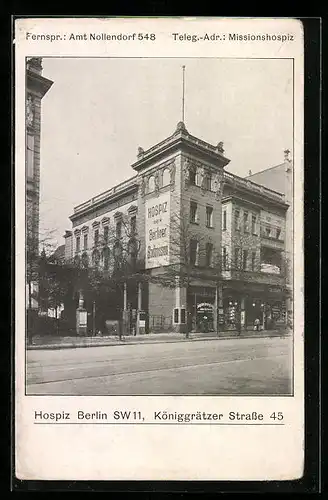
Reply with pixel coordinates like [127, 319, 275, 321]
[145, 193, 170, 269]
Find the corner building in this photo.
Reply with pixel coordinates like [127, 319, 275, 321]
[65, 122, 290, 334]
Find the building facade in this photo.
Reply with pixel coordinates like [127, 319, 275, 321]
[26, 58, 53, 311]
[246, 150, 293, 327]
[64, 123, 290, 335]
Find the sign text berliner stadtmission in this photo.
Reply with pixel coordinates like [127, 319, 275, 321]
[145, 193, 170, 269]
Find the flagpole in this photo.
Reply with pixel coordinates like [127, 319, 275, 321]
[182, 65, 185, 123]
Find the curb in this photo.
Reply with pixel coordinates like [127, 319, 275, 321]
[27, 332, 291, 351]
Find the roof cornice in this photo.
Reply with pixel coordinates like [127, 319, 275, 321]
[132, 122, 230, 171]
[27, 70, 53, 98]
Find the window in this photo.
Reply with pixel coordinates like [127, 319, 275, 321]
[276, 227, 281, 239]
[94, 229, 99, 246]
[242, 250, 248, 270]
[26, 134, 34, 178]
[113, 240, 122, 266]
[234, 247, 240, 269]
[189, 165, 196, 185]
[92, 250, 100, 268]
[206, 206, 213, 228]
[130, 216, 137, 235]
[223, 211, 227, 231]
[116, 221, 122, 238]
[251, 251, 256, 271]
[206, 243, 213, 267]
[128, 239, 138, 267]
[103, 226, 109, 244]
[103, 247, 110, 271]
[243, 211, 249, 233]
[83, 234, 88, 250]
[222, 247, 228, 270]
[265, 226, 271, 237]
[203, 171, 212, 191]
[76, 236, 80, 253]
[190, 239, 199, 266]
[234, 209, 240, 231]
[190, 201, 198, 224]
[162, 168, 170, 187]
[148, 176, 155, 192]
[251, 214, 257, 234]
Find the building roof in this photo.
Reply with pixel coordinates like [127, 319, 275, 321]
[70, 128, 290, 222]
[26, 58, 54, 98]
[246, 162, 289, 196]
[132, 121, 230, 172]
[50, 244, 65, 264]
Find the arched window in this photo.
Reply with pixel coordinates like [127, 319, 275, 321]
[189, 164, 197, 185]
[148, 175, 155, 193]
[113, 241, 122, 269]
[203, 170, 212, 191]
[128, 238, 138, 268]
[102, 247, 110, 271]
[162, 168, 170, 187]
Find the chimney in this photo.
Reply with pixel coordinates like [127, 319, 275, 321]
[248, 170, 252, 176]
[284, 149, 291, 162]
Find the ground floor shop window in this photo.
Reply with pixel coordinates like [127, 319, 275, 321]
[187, 293, 215, 332]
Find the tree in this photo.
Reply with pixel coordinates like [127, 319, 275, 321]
[38, 248, 74, 334]
[71, 213, 146, 335]
[26, 209, 60, 340]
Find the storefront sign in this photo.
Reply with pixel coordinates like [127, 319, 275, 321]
[197, 302, 214, 312]
[145, 193, 170, 269]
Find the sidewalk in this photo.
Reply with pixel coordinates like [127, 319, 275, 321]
[27, 329, 291, 350]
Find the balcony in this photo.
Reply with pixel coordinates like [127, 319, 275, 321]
[222, 268, 285, 287]
[260, 234, 285, 250]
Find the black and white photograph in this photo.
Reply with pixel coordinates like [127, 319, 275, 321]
[25, 56, 294, 396]
[15, 17, 307, 484]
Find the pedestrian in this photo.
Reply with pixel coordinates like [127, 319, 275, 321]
[254, 318, 260, 331]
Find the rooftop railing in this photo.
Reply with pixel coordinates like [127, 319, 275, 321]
[223, 170, 285, 202]
[137, 129, 223, 160]
[74, 175, 138, 214]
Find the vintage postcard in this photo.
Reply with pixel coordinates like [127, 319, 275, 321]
[15, 17, 304, 482]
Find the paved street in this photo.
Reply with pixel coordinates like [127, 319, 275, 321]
[26, 336, 293, 396]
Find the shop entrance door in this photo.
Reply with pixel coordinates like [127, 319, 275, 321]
[196, 302, 214, 332]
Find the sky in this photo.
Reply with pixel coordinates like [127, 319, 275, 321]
[39, 57, 293, 247]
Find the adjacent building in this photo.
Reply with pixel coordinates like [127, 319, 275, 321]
[64, 122, 291, 335]
[26, 57, 53, 312]
[246, 150, 293, 327]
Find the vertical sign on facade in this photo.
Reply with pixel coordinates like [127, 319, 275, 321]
[145, 192, 170, 269]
